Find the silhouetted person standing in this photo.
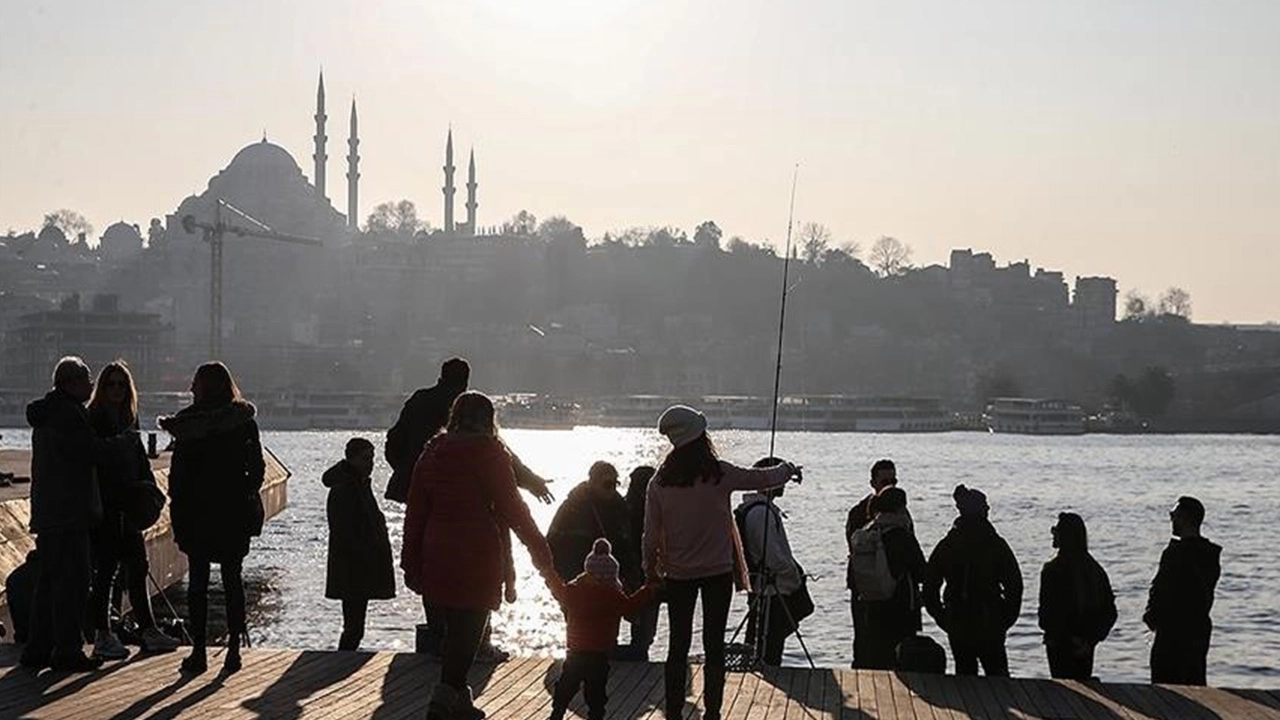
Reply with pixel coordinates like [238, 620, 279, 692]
[622, 465, 658, 660]
[850, 487, 926, 670]
[22, 356, 130, 671]
[324, 437, 395, 651]
[924, 485, 1022, 677]
[1037, 512, 1117, 680]
[845, 459, 899, 665]
[548, 461, 635, 586]
[161, 362, 264, 675]
[1144, 496, 1221, 686]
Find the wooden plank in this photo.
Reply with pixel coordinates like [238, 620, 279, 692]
[886, 671, 920, 720]
[854, 669, 878, 719]
[746, 668, 781, 720]
[917, 672, 969, 720]
[724, 670, 760, 720]
[764, 668, 795, 720]
[783, 667, 811, 720]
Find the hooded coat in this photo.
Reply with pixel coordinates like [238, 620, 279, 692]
[547, 481, 635, 585]
[924, 516, 1023, 642]
[323, 459, 396, 601]
[161, 400, 264, 562]
[26, 389, 123, 533]
[402, 433, 553, 610]
[88, 407, 156, 523]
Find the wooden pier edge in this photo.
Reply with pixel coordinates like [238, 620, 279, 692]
[0, 649, 1276, 720]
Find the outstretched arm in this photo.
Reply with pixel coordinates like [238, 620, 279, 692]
[510, 448, 554, 504]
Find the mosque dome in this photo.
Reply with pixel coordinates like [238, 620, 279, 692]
[225, 138, 304, 178]
[100, 221, 143, 259]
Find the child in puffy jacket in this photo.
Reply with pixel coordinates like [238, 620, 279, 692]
[549, 538, 658, 720]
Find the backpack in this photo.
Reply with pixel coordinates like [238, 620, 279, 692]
[850, 524, 897, 601]
[734, 502, 770, 572]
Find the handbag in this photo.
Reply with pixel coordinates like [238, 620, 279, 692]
[122, 480, 166, 531]
[784, 563, 816, 624]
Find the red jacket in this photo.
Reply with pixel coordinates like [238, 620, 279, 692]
[552, 574, 658, 652]
[402, 434, 553, 610]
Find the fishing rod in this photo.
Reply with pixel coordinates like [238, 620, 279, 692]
[767, 164, 800, 457]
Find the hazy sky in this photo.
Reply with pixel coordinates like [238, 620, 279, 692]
[2, 0, 1278, 322]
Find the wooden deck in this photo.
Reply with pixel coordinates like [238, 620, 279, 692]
[0, 647, 1276, 720]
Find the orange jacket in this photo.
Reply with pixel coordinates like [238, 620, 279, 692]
[552, 574, 658, 652]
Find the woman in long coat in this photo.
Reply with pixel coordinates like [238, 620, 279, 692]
[402, 391, 557, 720]
[160, 362, 264, 675]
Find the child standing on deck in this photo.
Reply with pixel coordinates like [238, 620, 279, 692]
[550, 538, 658, 720]
[323, 437, 396, 651]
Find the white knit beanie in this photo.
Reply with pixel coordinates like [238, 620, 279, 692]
[658, 405, 707, 448]
[583, 538, 620, 583]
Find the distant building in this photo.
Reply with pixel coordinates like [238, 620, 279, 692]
[1073, 276, 1118, 331]
[1, 294, 175, 390]
[99, 221, 144, 261]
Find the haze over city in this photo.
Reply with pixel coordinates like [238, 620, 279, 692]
[2, 0, 1278, 322]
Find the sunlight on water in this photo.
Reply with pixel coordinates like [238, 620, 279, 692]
[4, 427, 1278, 687]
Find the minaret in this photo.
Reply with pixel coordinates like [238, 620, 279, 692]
[313, 71, 328, 201]
[465, 148, 478, 236]
[442, 128, 456, 234]
[346, 98, 360, 231]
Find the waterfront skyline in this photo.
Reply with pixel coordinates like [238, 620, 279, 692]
[2, 0, 1278, 322]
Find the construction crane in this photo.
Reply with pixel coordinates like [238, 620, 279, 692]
[182, 198, 323, 359]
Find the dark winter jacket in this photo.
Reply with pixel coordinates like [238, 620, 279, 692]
[625, 476, 649, 565]
[323, 460, 396, 601]
[550, 574, 658, 652]
[863, 514, 928, 637]
[1144, 536, 1221, 635]
[88, 408, 155, 518]
[845, 492, 875, 590]
[1038, 551, 1117, 646]
[384, 381, 465, 502]
[924, 516, 1024, 640]
[27, 389, 126, 533]
[402, 434, 554, 610]
[547, 482, 636, 586]
[161, 400, 265, 562]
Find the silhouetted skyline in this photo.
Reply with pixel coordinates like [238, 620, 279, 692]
[1, 1, 1278, 322]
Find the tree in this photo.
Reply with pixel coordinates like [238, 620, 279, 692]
[1123, 290, 1151, 321]
[868, 235, 913, 276]
[796, 222, 832, 264]
[365, 200, 426, 236]
[42, 209, 93, 242]
[643, 226, 687, 247]
[693, 220, 723, 250]
[1109, 367, 1175, 419]
[504, 210, 538, 236]
[537, 215, 585, 245]
[1157, 287, 1192, 319]
[727, 237, 776, 257]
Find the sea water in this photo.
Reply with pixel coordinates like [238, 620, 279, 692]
[3, 428, 1277, 688]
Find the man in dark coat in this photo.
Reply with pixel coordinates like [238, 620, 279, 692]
[22, 356, 131, 671]
[325, 437, 395, 651]
[923, 484, 1023, 677]
[385, 357, 555, 657]
[548, 462, 637, 587]
[845, 459, 899, 665]
[1038, 512, 1117, 679]
[1144, 496, 1221, 686]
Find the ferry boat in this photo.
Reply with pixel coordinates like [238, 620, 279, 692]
[580, 394, 954, 433]
[984, 398, 1086, 435]
[493, 394, 580, 429]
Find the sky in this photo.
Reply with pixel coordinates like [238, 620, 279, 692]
[2, 0, 1278, 323]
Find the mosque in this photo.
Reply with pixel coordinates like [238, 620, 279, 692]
[166, 72, 479, 242]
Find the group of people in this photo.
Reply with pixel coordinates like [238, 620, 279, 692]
[840, 460, 1222, 687]
[15, 352, 1226, 720]
[17, 356, 263, 675]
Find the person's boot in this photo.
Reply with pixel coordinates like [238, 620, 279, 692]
[426, 683, 462, 720]
[180, 645, 207, 674]
[461, 685, 486, 720]
[223, 633, 243, 674]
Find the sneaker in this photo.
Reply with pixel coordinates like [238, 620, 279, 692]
[140, 626, 181, 653]
[180, 650, 208, 675]
[93, 631, 130, 660]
